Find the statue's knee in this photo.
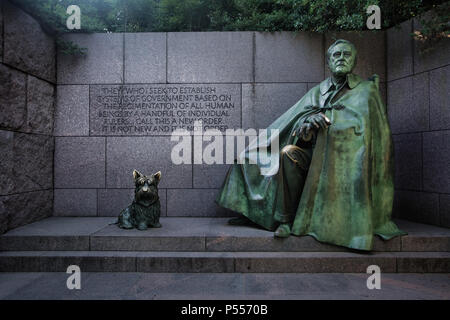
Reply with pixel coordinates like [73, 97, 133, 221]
[280, 145, 310, 170]
[280, 145, 300, 165]
[281, 145, 299, 156]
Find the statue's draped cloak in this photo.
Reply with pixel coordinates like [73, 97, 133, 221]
[216, 74, 406, 251]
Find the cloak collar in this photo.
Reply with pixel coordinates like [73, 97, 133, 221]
[319, 73, 362, 95]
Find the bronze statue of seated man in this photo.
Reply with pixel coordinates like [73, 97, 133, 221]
[217, 39, 406, 251]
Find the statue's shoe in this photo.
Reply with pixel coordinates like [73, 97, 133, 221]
[274, 223, 291, 238]
[153, 222, 162, 228]
[228, 215, 253, 226]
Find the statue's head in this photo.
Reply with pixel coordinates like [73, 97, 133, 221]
[326, 39, 357, 77]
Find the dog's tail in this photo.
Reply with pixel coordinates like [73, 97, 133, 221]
[109, 219, 119, 226]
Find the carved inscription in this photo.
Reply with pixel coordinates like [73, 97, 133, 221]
[90, 84, 241, 135]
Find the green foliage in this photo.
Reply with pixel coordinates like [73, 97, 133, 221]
[56, 38, 87, 56]
[9, 0, 450, 47]
[412, 2, 450, 54]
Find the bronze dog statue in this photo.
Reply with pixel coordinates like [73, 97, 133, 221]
[117, 170, 162, 230]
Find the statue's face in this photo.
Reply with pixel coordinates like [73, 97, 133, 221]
[328, 43, 356, 76]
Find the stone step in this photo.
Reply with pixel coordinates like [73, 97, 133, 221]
[0, 217, 449, 252]
[0, 251, 448, 273]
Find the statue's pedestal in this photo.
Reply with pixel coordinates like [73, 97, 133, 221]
[0, 217, 449, 272]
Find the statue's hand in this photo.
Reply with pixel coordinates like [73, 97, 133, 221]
[293, 123, 314, 142]
[306, 112, 332, 130]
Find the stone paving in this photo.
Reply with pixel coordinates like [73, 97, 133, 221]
[0, 272, 449, 300]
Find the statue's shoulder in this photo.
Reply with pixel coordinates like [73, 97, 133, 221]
[350, 73, 380, 93]
[367, 74, 380, 90]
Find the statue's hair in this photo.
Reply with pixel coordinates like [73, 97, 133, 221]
[326, 39, 357, 66]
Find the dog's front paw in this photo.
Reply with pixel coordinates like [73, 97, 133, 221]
[153, 222, 162, 228]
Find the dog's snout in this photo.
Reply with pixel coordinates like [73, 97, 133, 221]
[143, 185, 149, 192]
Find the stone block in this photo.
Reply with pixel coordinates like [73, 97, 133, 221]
[423, 131, 450, 193]
[0, 273, 46, 299]
[54, 189, 97, 217]
[3, 216, 113, 236]
[413, 17, 450, 73]
[54, 85, 89, 136]
[131, 273, 243, 299]
[3, 2, 55, 82]
[191, 128, 235, 189]
[98, 188, 167, 217]
[14, 133, 54, 192]
[396, 252, 450, 273]
[125, 33, 166, 83]
[206, 234, 346, 253]
[137, 252, 235, 273]
[393, 190, 440, 226]
[54, 137, 105, 188]
[402, 236, 450, 252]
[256, 32, 323, 82]
[89, 83, 241, 136]
[98, 188, 133, 217]
[307, 83, 320, 91]
[325, 31, 385, 81]
[168, 32, 253, 83]
[204, 218, 400, 252]
[395, 218, 450, 234]
[1, 190, 52, 232]
[0, 196, 8, 234]
[392, 134, 422, 190]
[106, 136, 191, 189]
[25, 76, 55, 135]
[387, 74, 429, 134]
[167, 189, 234, 217]
[0, 131, 54, 195]
[430, 65, 450, 130]
[0, 235, 89, 251]
[440, 194, 450, 228]
[97, 217, 212, 237]
[242, 83, 307, 129]
[234, 252, 397, 273]
[0, 130, 14, 196]
[90, 226, 205, 251]
[193, 164, 230, 189]
[0, 2, 3, 63]
[372, 236, 402, 252]
[387, 20, 414, 81]
[0, 251, 137, 272]
[0, 217, 113, 250]
[57, 33, 123, 84]
[0, 64, 26, 130]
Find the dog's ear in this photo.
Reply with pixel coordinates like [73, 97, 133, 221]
[153, 171, 162, 184]
[133, 169, 143, 181]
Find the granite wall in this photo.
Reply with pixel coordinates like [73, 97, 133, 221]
[2, 0, 447, 229]
[0, 1, 56, 233]
[54, 30, 387, 218]
[388, 19, 450, 228]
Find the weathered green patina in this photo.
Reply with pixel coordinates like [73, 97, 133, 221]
[216, 39, 406, 251]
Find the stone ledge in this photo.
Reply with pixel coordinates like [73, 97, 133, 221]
[0, 251, 448, 273]
[1, 217, 449, 253]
